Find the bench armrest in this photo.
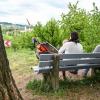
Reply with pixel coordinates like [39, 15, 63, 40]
[32, 66, 52, 73]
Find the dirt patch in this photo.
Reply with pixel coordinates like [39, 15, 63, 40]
[12, 70, 100, 100]
[12, 71, 82, 100]
[12, 72, 33, 100]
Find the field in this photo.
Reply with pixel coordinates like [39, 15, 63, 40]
[7, 49, 100, 100]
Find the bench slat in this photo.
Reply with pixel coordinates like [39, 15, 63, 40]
[62, 53, 100, 59]
[33, 64, 100, 73]
[40, 53, 100, 61]
[33, 66, 52, 73]
[39, 61, 53, 67]
[39, 58, 100, 67]
[60, 58, 100, 66]
[59, 64, 100, 71]
[40, 54, 54, 61]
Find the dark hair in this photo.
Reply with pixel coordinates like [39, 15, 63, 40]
[69, 32, 79, 43]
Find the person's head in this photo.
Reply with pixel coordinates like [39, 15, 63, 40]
[32, 37, 40, 46]
[69, 32, 79, 43]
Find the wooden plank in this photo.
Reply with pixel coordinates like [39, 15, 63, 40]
[40, 53, 100, 61]
[51, 54, 59, 90]
[59, 58, 100, 66]
[59, 64, 100, 71]
[39, 60, 53, 67]
[39, 54, 54, 61]
[39, 58, 100, 67]
[33, 66, 52, 73]
[33, 64, 100, 73]
[60, 53, 100, 59]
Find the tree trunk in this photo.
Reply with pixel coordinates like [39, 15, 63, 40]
[0, 26, 23, 100]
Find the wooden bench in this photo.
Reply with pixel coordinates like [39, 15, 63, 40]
[33, 53, 100, 90]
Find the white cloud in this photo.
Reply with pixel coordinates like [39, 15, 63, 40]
[0, 0, 100, 25]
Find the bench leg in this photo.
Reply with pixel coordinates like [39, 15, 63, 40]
[42, 54, 59, 90]
[62, 71, 66, 80]
[50, 54, 59, 90]
[42, 72, 59, 90]
[50, 70, 59, 90]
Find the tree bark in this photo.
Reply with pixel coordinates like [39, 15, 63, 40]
[0, 26, 23, 100]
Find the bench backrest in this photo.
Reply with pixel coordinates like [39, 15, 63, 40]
[39, 53, 100, 67]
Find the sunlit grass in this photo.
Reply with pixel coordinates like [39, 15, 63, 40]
[6, 48, 38, 75]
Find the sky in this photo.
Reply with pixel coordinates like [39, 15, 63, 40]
[0, 0, 100, 25]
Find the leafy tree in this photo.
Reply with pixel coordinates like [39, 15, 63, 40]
[11, 32, 34, 50]
[32, 22, 44, 42]
[33, 19, 62, 47]
[44, 18, 62, 47]
[82, 3, 100, 52]
[60, 2, 89, 39]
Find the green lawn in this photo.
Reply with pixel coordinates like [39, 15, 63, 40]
[6, 48, 38, 75]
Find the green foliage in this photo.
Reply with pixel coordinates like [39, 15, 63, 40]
[61, 2, 88, 33]
[33, 19, 63, 47]
[44, 18, 62, 47]
[11, 32, 34, 50]
[3, 34, 13, 40]
[32, 22, 44, 42]
[82, 3, 100, 52]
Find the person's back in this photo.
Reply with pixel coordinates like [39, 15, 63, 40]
[58, 32, 84, 78]
[59, 41, 83, 54]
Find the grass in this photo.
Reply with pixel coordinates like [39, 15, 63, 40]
[6, 48, 38, 85]
[6, 48, 38, 75]
[27, 72, 100, 96]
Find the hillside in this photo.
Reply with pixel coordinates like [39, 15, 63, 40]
[0, 22, 29, 30]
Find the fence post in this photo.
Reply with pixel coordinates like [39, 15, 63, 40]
[51, 54, 59, 90]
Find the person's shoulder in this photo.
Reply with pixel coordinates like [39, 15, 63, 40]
[63, 41, 71, 45]
[65, 41, 75, 45]
[68, 42, 83, 47]
[77, 43, 83, 49]
[63, 41, 75, 47]
[77, 43, 82, 45]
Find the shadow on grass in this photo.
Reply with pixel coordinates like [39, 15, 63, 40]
[27, 72, 100, 96]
